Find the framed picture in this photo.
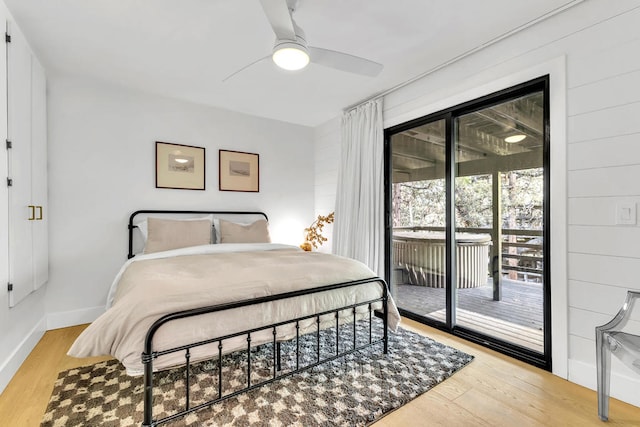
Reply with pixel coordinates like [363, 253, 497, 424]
[156, 141, 205, 190]
[219, 150, 259, 192]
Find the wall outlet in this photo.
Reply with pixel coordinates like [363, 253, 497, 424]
[616, 203, 636, 225]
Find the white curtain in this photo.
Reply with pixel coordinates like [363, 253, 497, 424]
[333, 98, 384, 277]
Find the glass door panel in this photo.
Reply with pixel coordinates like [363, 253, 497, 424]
[454, 92, 545, 352]
[390, 119, 447, 323]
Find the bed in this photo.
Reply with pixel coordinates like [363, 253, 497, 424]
[68, 210, 400, 426]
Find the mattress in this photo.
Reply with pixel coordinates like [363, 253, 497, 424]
[68, 243, 400, 375]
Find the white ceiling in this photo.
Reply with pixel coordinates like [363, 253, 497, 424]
[4, 0, 581, 127]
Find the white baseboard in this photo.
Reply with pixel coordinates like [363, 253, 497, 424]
[568, 359, 640, 408]
[0, 307, 104, 395]
[46, 305, 104, 330]
[0, 316, 46, 394]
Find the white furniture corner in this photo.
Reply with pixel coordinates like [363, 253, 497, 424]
[6, 19, 48, 307]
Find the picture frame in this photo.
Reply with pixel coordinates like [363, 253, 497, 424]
[155, 141, 205, 190]
[219, 150, 259, 192]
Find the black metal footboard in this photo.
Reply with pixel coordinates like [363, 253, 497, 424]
[141, 277, 389, 427]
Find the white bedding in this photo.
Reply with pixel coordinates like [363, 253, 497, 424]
[105, 243, 298, 309]
[70, 243, 400, 375]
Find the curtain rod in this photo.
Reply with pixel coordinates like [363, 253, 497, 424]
[343, 0, 584, 113]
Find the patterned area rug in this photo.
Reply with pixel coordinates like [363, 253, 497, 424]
[42, 323, 473, 426]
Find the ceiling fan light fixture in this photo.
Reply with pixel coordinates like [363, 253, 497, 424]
[505, 134, 527, 143]
[272, 41, 309, 71]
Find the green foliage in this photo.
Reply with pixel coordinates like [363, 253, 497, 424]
[455, 175, 492, 228]
[501, 168, 543, 230]
[393, 168, 543, 230]
[392, 179, 445, 227]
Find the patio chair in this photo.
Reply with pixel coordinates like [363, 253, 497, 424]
[595, 290, 640, 421]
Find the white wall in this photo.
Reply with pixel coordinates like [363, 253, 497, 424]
[45, 76, 314, 325]
[315, 0, 640, 408]
[313, 118, 340, 253]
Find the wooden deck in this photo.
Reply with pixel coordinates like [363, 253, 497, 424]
[394, 278, 543, 352]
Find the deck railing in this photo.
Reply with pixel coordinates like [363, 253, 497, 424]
[393, 226, 543, 283]
[500, 229, 543, 282]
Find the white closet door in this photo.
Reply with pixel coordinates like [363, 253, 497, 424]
[31, 55, 47, 290]
[7, 22, 34, 307]
[0, 16, 9, 300]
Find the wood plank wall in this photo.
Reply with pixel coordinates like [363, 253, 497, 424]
[314, 0, 640, 407]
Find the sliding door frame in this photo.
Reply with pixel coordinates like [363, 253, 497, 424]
[384, 75, 551, 371]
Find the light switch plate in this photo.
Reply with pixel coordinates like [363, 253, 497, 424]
[616, 203, 636, 225]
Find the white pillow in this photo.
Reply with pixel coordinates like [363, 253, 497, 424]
[213, 218, 220, 244]
[144, 217, 212, 254]
[211, 217, 270, 243]
[134, 215, 215, 246]
[219, 219, 271, 244]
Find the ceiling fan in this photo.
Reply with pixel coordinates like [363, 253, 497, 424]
[223, 0, 383, 81]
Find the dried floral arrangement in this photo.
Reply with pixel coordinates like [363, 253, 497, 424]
[302, 212, 335, 250]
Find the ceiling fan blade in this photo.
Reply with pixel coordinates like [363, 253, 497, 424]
[259, 0, 296, 41]
[222, 55, 271, 82]
[308, 47, 383, 77]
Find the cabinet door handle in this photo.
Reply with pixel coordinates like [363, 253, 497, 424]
[36, 206, 43, 220]
[28, 205, 35, 221]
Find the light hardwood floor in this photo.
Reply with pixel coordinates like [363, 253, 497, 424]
[1, 319, 639, 426]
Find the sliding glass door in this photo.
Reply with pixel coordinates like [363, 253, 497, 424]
[391, 119, 447, 322]
[387, 77, 550, 369]
[453, 90, 545, 354]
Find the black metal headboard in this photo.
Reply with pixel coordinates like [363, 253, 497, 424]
[128, 210, 269, 259]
